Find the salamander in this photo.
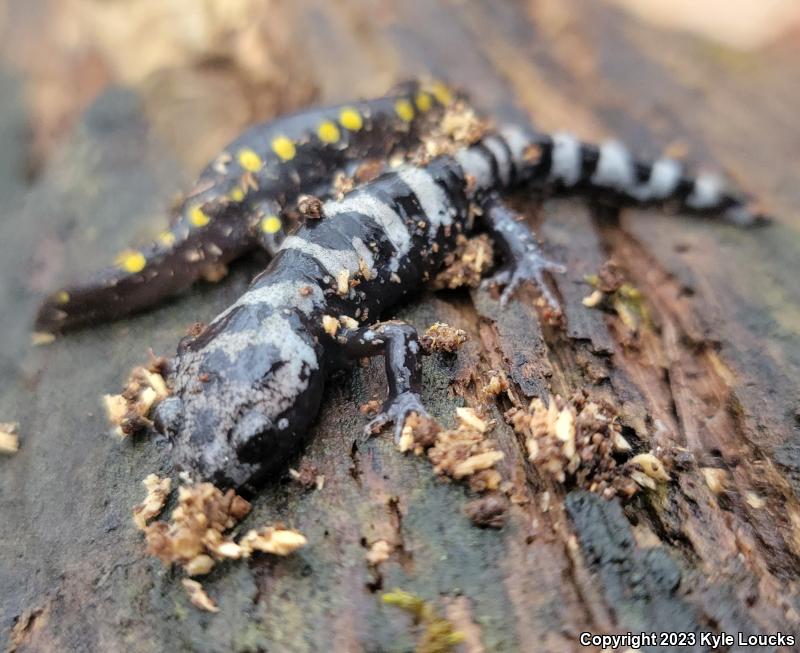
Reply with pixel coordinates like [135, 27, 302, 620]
[35, 83, 767, 491]
[35, 80, 455, 333]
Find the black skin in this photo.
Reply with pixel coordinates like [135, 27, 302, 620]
[478, 193, 566, 308]
[35, 81, 453, 333]
[339, 322, 426, 442]
[35, 84, 767, 490]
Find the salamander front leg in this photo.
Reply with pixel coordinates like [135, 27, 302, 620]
[339, 321, 428, 442]
[479, 194, 566, 309]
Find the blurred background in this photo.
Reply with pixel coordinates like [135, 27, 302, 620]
[2, 2, 800, 651]
[1, 0, 798, 178]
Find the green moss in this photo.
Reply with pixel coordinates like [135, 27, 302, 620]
[382, 589, 465, 653]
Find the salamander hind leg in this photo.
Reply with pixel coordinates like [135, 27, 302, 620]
[478, 194, 566, 310]
[339, 321, 428, 443]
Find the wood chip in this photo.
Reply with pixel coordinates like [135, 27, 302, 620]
[132, 473, 172, 530]
[631, 453, 671, 482]
[453, 451, 505, 479]
[239, 527, 308, 556]
[0, 423, 19, 454]
[181, 579, 218, 613]
[366, 539, 393, 566]
[701, 467, 728, 495]
[455, 407, 488, 433]
[322, 315, 340, 337]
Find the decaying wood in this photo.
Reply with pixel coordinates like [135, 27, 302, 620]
[1, 0, 799, 651]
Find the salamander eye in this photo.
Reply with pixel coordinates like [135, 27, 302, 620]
[154, 397, 184, 440]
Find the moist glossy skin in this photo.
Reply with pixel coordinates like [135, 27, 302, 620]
[157, 156, 472, 489]
[35, 80, 455, 333]
[156, 121, 765, 490]
[35, 84, 766, 490]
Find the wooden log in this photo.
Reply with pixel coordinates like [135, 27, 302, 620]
[1, 1, 799, 651]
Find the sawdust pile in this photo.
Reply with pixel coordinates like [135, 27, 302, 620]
[432, 234, 494, 290]
[421, 322, 468, 354]
[400, 408, 504, 489]
[506, 391, 669, 499]
[481, 372, 511, 400]
[398, 408, 509, 527]
[134, 479, 307, 611]
[416, 101, 491, 162]
[103, 353, 170, 437]
[132, 474, 172, 530]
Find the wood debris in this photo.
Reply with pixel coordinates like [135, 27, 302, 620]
[104, 354, 170, 437]
[481, 372, 510, 399]
[297, 194, 324, 219]
[463, 494, 508, 529]
[322, 315, 340, 337]
[421, 322, 468, 353]
[143, 482, 252, 575]
[631, 453, 671, 482]
[396, 409, 507, 526]
[505, 391, 658, 500]
[132, 474, 172, 530]
[288, 462, 324, 490]
[359, 399, 381, 415]
[417, 101, 491, 163]
[239, 527, 307, 556]
[336, 270, 350, 295]
[181, 579, 219, 613]
[583, 261, 650, 333]
[432, 234, 494, 290]
[140, 480, 307, 602]
[366, 539, 393, 566]
[31, 332, 56, 346]
[410, 409, 504, 489]
[332, 171, 356, 199]
[701, 466, 728, 495]
[0, 423, 19, 454]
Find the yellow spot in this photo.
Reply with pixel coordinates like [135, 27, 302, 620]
[260, 215, 282, 234]
[339, 107, 363, 131]
[430, 80, 453, 106]
[55, 290, 70, 304]
[237, 148, 263, 172]
[115, 250, 147, 274]
[271, 136, 296, 161]
[415, 91, 433, 112]
[394, 99, 415, 122]
[229, 187, 245, 202]
[189, 205, 211, 228]
[158, 231, 176, 247]
[317, 120, 340, 144]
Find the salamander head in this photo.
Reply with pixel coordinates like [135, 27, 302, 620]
[154, 307, 323, 490]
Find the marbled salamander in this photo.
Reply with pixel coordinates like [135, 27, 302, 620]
[35, 83, 766, 490]
[36, 80, 453, 332]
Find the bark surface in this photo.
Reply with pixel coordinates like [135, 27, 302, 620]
[1, 1, 799, 651]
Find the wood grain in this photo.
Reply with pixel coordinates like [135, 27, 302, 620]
[1, 1, 798, 651]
